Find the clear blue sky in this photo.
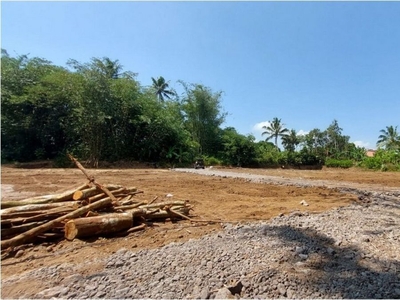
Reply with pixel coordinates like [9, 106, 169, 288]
[2, 1, 400, 149]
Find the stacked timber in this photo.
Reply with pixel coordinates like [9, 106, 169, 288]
[1, 155, 193, 250]
[1, 184, 193, 249]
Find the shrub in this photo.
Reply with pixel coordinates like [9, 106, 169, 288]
[204, 156, 222, 166]
[325, 158, 353, 168]
[360, 149, 400, 171]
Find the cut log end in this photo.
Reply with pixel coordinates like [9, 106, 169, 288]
[64, 221, 78, 241]
[72, 190, 84, 201]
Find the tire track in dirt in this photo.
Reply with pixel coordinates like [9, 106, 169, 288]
[173, 168, 400, 196]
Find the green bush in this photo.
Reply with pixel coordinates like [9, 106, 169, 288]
[360, 149, 400, 171]
[325, 158, 353, 168]
[204, 156, 222, 166]
[53, 153, 74, 168]
[278, 151, 324, 167]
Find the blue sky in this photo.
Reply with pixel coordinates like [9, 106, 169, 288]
[2, 1, 399, 149]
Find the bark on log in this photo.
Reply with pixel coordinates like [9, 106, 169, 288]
[126, 223, 146, 234]
[68, 154, 120, 205]
[72, 185, 124, 200]
[85, 187, 125, 203]
[1, 197, 112, 249]
[64, 213, 133, 241]
[1, 183, 88, 209]
[1, 221, 47, 239]
[85, 187, 136, 203]
[1, 202, 79, 216]
[114, 202, 147, 211]
[138, 200, 188, 210]
[144, 207, 191, 220]
[7, 207, 77, 225]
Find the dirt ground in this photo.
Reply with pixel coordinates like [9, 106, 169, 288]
[1, 165, 400, 296]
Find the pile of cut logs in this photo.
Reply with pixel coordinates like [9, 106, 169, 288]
[0, 155, 193, 250]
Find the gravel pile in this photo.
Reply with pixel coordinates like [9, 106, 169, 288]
[3, 189, 399, 299]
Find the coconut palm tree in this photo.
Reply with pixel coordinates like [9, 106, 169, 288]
[377, 125, 400, 150]
[93, 57, 123, 79]
[261, 117, 289, 149]
[151, 76, 175, 101]
[281, 129, 300, 152]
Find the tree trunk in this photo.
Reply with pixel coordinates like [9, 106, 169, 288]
[139, 200, 188, 210]
[1, 202, 79, 216]
[1, 197, 112, 249]
[1, 221, 47, 239]
[72, 185, 124, 200]
[2, 206, 76, 226]
[1, 183, 88, 209]
[64, 213, 133, 241]
[68, 154, 120, 205]
[144, 206, 190, 220]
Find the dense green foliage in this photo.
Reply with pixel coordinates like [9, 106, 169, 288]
[360, 149, 400, 171]
[325, 159, 354, 169]
[1, 50, 399, 171]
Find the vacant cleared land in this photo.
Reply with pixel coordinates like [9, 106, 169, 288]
[1, 165, 399, 297]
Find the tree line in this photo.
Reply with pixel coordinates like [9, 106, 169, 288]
[1, 50, 399, 171]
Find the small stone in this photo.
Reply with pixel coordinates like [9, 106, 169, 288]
[215, 287, 234, 299]
[299, 254, 308, 260]
[327, 247, 336, 255]
[393, 288, 400, 297]
[199, 287, 210, 299]
[300, 200, 309, 206]
[15, 249, 24, 258]
[287, 287, 295, 298]
[277, 283, 287, 296]
[36, 286, 63, 298]
[295, 246, 306, 254]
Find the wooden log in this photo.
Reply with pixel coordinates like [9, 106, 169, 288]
[13, 206, 76, 225]
[87, 187, 138, 203]
[1, 197, 113, 249]
[1, 221, 47, 239]
[138, 200, 188, 210]
[1, 183, 88, 209]
[1, 202, 79, 216]
[126, 223, 146, 234]
[1, 212, 43, 222]
[64, 213, 133, 241]
[68, 154, 121, 206]
[114, 202, 147, 211]
[72, 185, 124, 200]
[144, 207, 191, 220]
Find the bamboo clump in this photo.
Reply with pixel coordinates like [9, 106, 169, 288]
[1, 155, 194, 250]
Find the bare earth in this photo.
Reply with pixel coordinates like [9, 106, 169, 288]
[1, 165, 400, 298]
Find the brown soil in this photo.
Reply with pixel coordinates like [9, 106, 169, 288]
[1, 165, 399, 296]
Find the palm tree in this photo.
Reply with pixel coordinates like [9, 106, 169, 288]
[281, 129, 300, 152]
[93, 57, 123, 79]
[151, 76, 175, 101]
[261, 117, 289, 149]
[377, 125, 400, 150]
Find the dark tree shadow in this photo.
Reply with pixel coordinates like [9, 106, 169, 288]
[260, 224, 400, 299]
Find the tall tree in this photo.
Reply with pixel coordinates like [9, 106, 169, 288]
[180, 82, 226, 156]
[151, 76, 175, 101]
[325, 119, 350, 158]
[66, 57, 140, 166]
[377, 125, 400, 150]
[281, 129, 300, 152]
[1, 50, 72, 162]
[261, 117, 289, 149]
